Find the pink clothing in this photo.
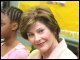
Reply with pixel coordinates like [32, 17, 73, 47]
[48, 38, 78, 59]
[1, 43, 30, 59]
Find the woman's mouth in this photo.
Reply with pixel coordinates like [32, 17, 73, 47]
[37, 42, 45, 47]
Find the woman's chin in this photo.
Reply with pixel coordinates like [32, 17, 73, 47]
[38, 46, 49, 53]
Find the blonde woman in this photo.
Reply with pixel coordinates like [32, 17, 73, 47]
[19, 6, 77, 59]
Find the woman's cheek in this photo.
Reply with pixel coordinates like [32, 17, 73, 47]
[42, 31, 51, 40]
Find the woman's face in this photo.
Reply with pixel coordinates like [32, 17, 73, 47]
[1, 13, 12, 39]
[27, 21, 57, 53]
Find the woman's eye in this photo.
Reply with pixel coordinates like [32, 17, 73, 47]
[38, 29, 44, 33]
[27, 34, 34, 37]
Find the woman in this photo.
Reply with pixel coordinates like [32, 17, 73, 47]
[19, 6, 77, 59]
[1, 6, 29, 59]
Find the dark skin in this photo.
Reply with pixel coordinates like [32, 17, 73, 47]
[1, 12, 20, 57]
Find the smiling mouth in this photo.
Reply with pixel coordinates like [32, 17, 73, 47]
[37, 42, 45, 47]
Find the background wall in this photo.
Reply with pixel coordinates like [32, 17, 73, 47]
[18, 1, 79, 32]
[10, 1, 18, 7]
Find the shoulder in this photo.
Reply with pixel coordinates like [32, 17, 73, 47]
[8, 43, 30, 59]
[14, 43, 30, 55]
[59, 48, 78, 59]
[59, 37, 78, 59]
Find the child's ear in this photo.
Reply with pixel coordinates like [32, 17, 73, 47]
[11, 22, 18, 30]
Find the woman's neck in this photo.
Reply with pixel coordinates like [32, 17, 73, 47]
[42, 40, 59, 59]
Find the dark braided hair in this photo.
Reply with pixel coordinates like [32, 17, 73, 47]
[1, 6, 23, 24]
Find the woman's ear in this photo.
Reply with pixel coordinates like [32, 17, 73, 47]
[11, 22, 18, 30]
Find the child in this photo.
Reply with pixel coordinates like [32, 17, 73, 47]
[1, 6, 29, 59]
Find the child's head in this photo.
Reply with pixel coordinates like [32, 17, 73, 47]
[1, 6, 23, 39]
[1, 6, 23, 25]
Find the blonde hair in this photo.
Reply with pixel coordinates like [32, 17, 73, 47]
[19, 6, 60, 42]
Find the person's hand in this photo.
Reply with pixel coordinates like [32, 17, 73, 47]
[28, 49, 41, 59]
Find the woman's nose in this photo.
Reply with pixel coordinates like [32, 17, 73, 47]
[34, 34, 41, 43]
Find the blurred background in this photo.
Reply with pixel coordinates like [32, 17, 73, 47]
[1, 1, 79, 57]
